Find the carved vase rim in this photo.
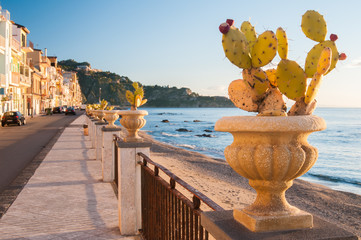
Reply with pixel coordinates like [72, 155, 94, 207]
[118, 110, 148, 116]
[215, 115, 326, 133]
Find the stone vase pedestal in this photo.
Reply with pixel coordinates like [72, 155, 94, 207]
[119, 110, 148, 142]
[215, 115, 326, 232]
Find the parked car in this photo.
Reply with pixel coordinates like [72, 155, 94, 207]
[53, 106, 62, 114]
[65, 107, 76, 115]
[62, 106, 67, 113]
[1, 111, 26, 126]
[80, 104, 86, 110]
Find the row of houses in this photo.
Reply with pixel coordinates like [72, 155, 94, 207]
[0, 5, 82, 118]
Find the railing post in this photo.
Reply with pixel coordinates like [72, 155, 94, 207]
[90, 118, 98, 149]
[101, 128, 121, 182]
[95, 122, 107, 161]
[116, 141, 151, 235]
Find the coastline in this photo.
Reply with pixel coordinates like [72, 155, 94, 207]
[127, 129, 361, 237]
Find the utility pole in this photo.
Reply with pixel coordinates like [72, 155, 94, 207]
[99, 87, 101, 103]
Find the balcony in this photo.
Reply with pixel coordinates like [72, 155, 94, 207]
[20, 75, 31, 87]
[22, 40, 34, 53]
[11, 38, 21, 52]
[0, 73, 5, 87]
[10, 72, 20, 86]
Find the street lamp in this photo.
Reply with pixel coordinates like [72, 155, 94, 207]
[99, 87, 101, 103]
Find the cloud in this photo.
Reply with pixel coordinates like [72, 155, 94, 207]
[198, 85, 228, 97]
[343, 57, 361, 69]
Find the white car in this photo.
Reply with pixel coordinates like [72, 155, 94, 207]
[80, 104, 86, 110]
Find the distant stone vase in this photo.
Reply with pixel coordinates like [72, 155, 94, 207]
[119, 110, 148, 142]
[103, 110, 120, 128]
[97, 110, 106, 122]
[215, 115, 326, 232]
[90, 110, 99, 120]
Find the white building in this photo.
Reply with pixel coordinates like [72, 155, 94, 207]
[0, 7, 11, 116]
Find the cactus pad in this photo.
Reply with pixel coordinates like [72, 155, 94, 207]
[258, 88, 287, 116]
[276, 59, 307, 101]
[265, 69, 277, 87]
[222, 26, 252, 69]
[251, 30, 277, 68]
[126, 90, 134, 104]
[305, 40, 339, 77]
[288, 97, 317, 116]
[242, 68, 269, 97]
[240, 21, 257, 52]
[228, 79, 259, 112]
[317, 47, 332, 75]
[276, 27, 288, 60]
[305, 72, 323, 104]
[301, 10, 327, 42]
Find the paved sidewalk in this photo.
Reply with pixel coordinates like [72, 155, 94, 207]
[0, 115, 138, 239]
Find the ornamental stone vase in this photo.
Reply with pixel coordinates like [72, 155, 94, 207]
[103, 110, 120, 128]
[215, 115, 326, 232]
[91, 110, 99, 120]
[119, 110, 148, 142]
[97, 110, 106, 122]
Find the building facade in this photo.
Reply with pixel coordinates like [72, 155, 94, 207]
[0, 4, 82, 118]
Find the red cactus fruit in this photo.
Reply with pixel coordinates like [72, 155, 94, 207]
[219, 23, 230, 34]
[330, 34, 338, 42]
[226, 19, 235, 26]
[339, 53, 347, 60]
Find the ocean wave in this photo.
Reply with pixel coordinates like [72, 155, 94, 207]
[307, 173, 361, 186]
[161, 132, 182, 137]
[176, 144, 196, 149]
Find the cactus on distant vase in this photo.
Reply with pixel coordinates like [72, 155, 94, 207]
[99, 99, 108, 110]
[126, 82, 147, 110]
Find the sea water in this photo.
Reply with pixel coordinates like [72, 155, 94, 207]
[117, 108, 361, 195]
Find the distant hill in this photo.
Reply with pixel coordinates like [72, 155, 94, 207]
[58, 59, 234, 108]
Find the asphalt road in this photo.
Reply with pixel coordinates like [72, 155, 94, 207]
[0, 111, 82, 193]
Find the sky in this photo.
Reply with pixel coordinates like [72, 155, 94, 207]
[2, 0, 361, 107]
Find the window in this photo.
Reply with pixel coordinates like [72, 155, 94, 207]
[21, 34, 26, 47]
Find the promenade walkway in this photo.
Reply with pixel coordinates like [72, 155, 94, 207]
[0, 115, 138, 239]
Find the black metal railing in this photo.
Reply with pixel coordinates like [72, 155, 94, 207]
[113, 134, 121, 187]
[138, 152, 224, 240]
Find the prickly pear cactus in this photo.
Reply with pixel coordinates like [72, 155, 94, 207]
[228, 79, 259, 112]
[316, 47, 332, 75]
[251, 31, 278, 68]
[305, 40, 338, 77]
[276, 59, 307, 101]
[276, 27, 288, 60]
[304, 47, 332, 104]
[265, 69, 277, 87]
[126, 82, 147, 110]
[242, 68, 269, 97]
[258, 87, 287, 116]
[222, 25, 252, 69]
[304, 73, 323, 104]
[219, 10, 345, 116]
[301, 10, 327, 42]
[240, 21, 257, 52]
[99, 99, 108, 110]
